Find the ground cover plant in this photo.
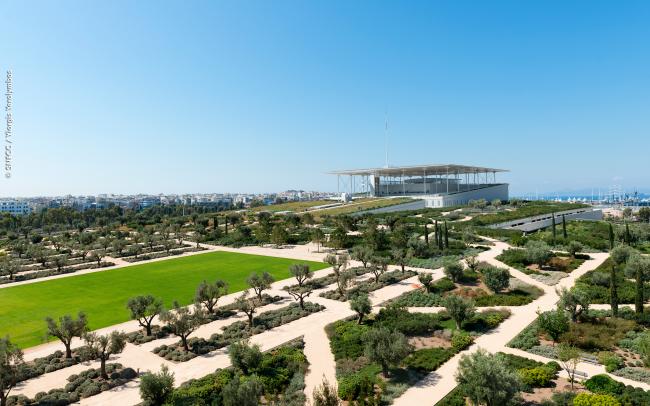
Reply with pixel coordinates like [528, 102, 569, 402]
[0, 251, 327, 348]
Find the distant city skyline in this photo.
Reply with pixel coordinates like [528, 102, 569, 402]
[2, 1, 650, 197]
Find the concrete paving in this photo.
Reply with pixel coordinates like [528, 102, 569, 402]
[7, 237, 642, 406]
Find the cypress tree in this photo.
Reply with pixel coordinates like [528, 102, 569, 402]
[551, 213, 557, 246]
[225, 217, 229, 235]
[625, 222, 631, 245]
[444, 221, 449, 249]
[213, 217, 218, 230]
[611, 262, 619, 318]
[609, 223, 615, 250]
[424, 222, 429, 244]
[636, 266, 644, 315]
[562, 214, 567, 239]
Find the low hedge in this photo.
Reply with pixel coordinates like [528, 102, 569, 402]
[6, 363, 136, 406]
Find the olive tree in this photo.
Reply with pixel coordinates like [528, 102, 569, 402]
[159, 302, 206, 352]
[556, 287, 590, 323]
[455, 350, 521, 406]
[311, 228, 325, 253]
[221, 374, 263, 406]
[363, 327, 412, 378]
[140, 365, 175, 406]
[247, 272, 274, 301]
[228, 341, 262, 375]
[442, 295, 475, 329]
[236, 292, 260, 329]
[0, 257, 19, 281]
[351, 245, 373, 269]
[82, 331, 127, 379]
[391, 247, 412, 274]
[443, 259, 464, 283]
[525, 240, 552, 268]
[350, 293, 372, 324]
[194, 279, 228, 314]
[369, 256, 389, 283]
[567, 241, 584, 258]
[0, 337, 24, 406]
[482, 266, 510, 293]
[286, 264, 313, 309]
[127, 295, 164, 336]
[537, 309, 569, 345]
[557, 344, 581, 390]
[45, 312, 88, 359]
[418, 273, 433, 293]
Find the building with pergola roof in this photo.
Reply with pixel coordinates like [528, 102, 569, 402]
[328, 164, 509, 208]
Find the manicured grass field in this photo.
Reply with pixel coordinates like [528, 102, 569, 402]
[0, 251, 327, 349]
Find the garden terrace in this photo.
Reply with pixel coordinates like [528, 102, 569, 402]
[387, 272, 543, 308]
[508, 306, 650, 386]
[0, 251, 327, 348]
[497, 247, 586, 285]
[575, 258, 650, 304]
[319, 269, 418, 301]
[153, 302, 324, 362]
[327, 306, 510, 404]
[164, 339, 308, 405]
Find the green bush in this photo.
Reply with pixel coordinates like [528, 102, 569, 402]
[337, 368, 377, 401]
[597, 351, 624, 372]
[326, 321, 370, 361]
[572, 392, 620, 406]
[451, 331, 473, 351]
[584, 374, 625, 395]
[374, 307, 441, 336]
[507, 321, 540, 350]
[403, 348, 454, 372]
[518, 366, 555, 387]
[433, 277, 456, 293]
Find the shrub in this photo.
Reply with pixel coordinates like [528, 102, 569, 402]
[482, 266, 510, 293]
[404, 348, 454, 372]
[518, 366, 555, 387]
[507, 321, 540, 350]
[451, 331, 473, 351]
[140, 365, 174, 406]
[337, 369, 377, 401]
[572, 392, 620, 406]
[433, 277, 456, 293]
[584, 374, 624, 395]
[79, 382, 101, 398]
[597, 352, 624, 372]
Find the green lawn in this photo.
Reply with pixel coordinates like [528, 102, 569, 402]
[0, 251, 327, 349]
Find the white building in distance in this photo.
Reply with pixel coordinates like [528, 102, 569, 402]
[329, 164, 509, 208]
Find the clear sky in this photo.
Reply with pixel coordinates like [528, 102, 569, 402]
[2, 0, 649, 197]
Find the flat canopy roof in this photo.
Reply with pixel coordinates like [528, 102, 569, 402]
[328, 164, 508, 177]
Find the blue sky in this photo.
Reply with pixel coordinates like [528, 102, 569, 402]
[2, 1, 649, 197]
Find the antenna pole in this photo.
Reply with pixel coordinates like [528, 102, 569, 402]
[384, 113, 389, 168]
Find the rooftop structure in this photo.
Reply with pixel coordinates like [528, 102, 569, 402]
[328, 163, 509, 208]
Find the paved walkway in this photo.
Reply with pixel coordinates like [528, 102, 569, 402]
[8, 237, 642, 406]
[393, 239, 611, 406]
